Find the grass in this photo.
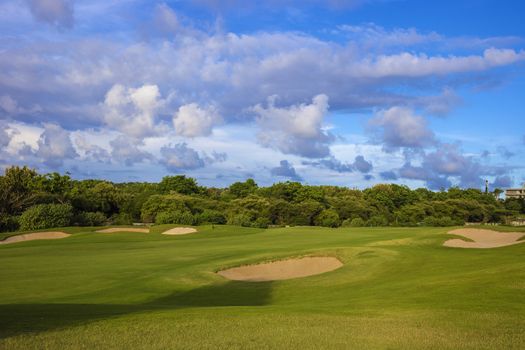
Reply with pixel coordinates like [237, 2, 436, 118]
[0, 225, 524, 349]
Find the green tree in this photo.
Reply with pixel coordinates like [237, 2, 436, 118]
[0, 166, 40, 216]
[159, 175, 201, 195]
[228, 179, 258, 198]
[314, 209, 340, 227]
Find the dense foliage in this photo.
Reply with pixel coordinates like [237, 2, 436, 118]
[0, 166, 522, 232]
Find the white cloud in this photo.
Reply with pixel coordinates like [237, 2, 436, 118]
[74, 135, 111, 163]
[369, 106, 436, 151]
[0, 121, 14, 149]
[354, 48, 525, 78]
[34, 123, 78, 168]
[254, 94, 333, 158]
[109, 135, 153, 166]
[160, 143, 207, 171]
[173, 103, 221, 137]
[103, 84, 165, 139]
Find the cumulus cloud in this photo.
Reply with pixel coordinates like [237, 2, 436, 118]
[173, 103, 221, 137]
[160, 143, 224, 172]
[369, 106, 436, 151]
[270, 160, 303, 181]
[254, 94, 333, 158]
[396, 144, 504, 190]
[303, 157, 353, 173]
[419, 88, 462, 116]
[379, 170, 398, 181]
[103, 84, 164, 139]
[2, 26, 524, 133]
[74, 135, 111, 163]
[1, 7, 524, 183]
[303, 155, 372, 173]
[34, 123, 78, 168]
[109, 136, 153, 166]
[353, 155, 373, 173]
[398, 162, 451, 190]
[26, 0, 73, 28]
[491, 175, 512, 188]
[0, 121, 13, 149]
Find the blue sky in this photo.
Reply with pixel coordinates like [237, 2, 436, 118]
[0, 0, 523, 190]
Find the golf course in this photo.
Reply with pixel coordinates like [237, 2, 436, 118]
[1, 225, 524, 349]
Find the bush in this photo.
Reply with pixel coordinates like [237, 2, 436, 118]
[74, 211, 107, 226]
[342, 217, 365, 227]
[111, 212, 133, 225]
[422, 216, 460, 227]
[0, 214, 19, 232]
[367, 215, 389, 227]
[155, 210, 195, 225]
[314, 209, 340, 228]
[227, 213, 253, 227]
[252, 217, 271, 228]
[196, 209, 226, 225]
[19, 203, 73, 231]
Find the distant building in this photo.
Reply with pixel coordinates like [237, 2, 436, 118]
[506, 184, 525, 199]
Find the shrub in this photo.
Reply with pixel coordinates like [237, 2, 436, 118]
[342, 217, 365, 227]
[367, 215, 389, 227]
[155, 210, 195, 225]
[227, 213, 253, 227]
[196, 209, 226, 225]
[19, 203, 73, 231]
[314, 209, 340, 228]
[74, 211, 107, 226]
[0, 214, 19, 232]
[112, 212, 133, 225]
[141, 195, 189, 223]
[252, 217, 271, 228]
[422, 216, 459, 227]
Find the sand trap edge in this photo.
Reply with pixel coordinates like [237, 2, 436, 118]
[0, 231, 70, 245]
[161, 227, 197, 235]
[95, 228, 150, 233]
[443, 228, 525, 249]
[217, 256, 343, 282]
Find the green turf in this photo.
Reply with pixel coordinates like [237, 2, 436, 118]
[1, 225, 524, 349]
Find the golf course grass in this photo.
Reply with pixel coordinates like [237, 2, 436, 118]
[1, 225, 524, 349]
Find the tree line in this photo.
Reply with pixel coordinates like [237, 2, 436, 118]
[0, 166, 523, 232]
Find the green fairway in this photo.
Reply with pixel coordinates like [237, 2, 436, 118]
[1, 225, 524, 349]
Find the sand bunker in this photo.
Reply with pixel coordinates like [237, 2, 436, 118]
[0, 231, 70, 245]
[161, 227, 197, 235]
[444, 228, 525, 249]
[217, 256, 343, 282]
[95, 228, 149, 233]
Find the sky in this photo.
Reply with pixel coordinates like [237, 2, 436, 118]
[0, 0, 524, 190]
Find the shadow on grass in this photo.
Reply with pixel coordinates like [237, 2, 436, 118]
[0, 281, 272, 339]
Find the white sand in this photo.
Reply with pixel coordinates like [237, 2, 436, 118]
[0, 231, 70, 245]
[444, 228, 525, 249]
[217, 256, 343, 282]
[95, 228, 149, 233]
[161, 227, 197, 235]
